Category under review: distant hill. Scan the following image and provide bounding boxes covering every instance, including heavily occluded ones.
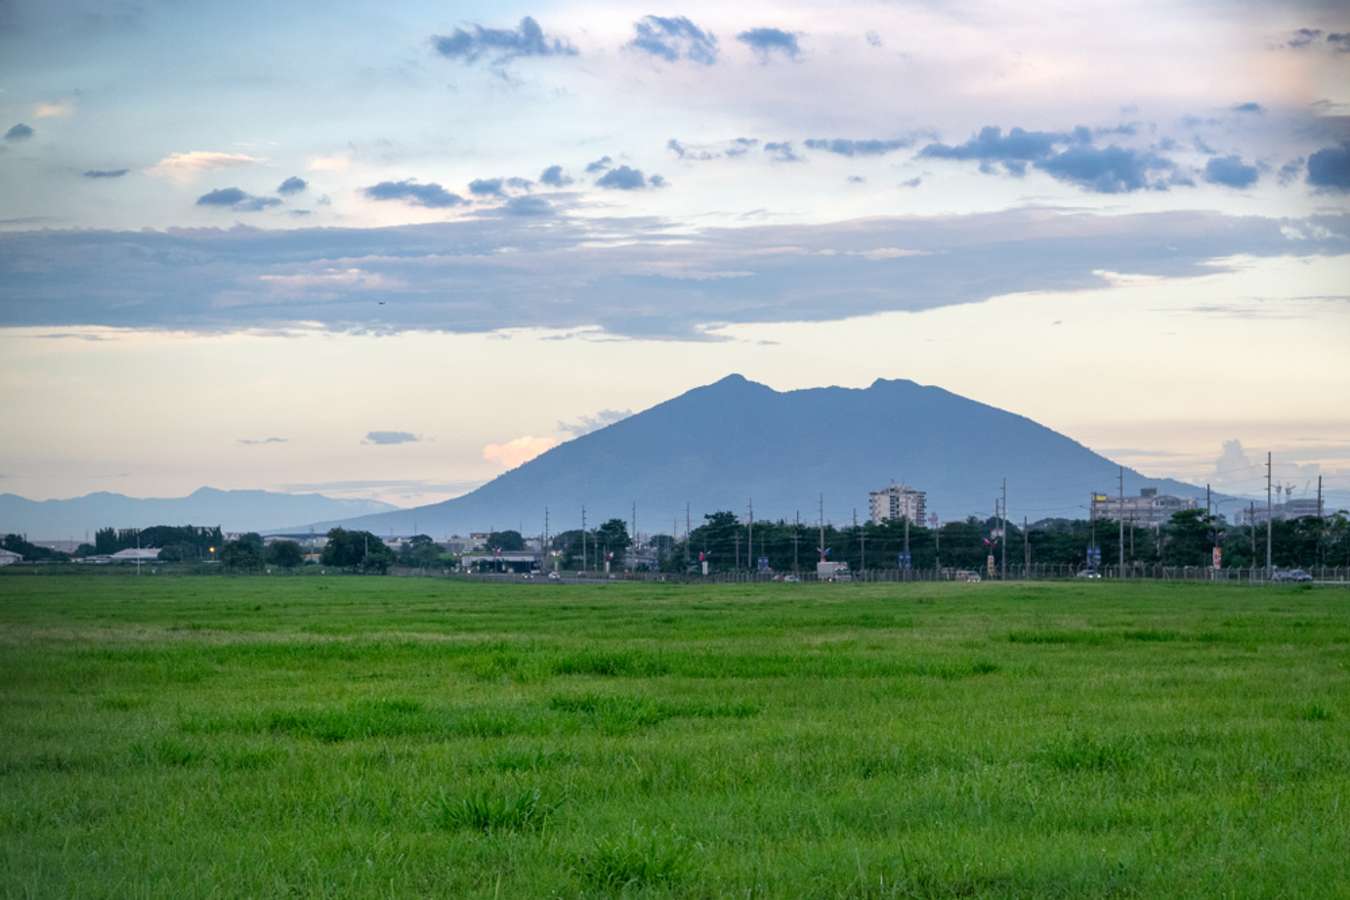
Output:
[0,487,399,539]
[305,375,1207,537]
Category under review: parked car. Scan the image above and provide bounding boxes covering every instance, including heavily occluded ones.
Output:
[1076,569,1102,579]
[1272,568,1313,583]
[953,570,981,583]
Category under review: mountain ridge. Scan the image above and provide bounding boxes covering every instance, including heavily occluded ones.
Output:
[299,374,1206,536]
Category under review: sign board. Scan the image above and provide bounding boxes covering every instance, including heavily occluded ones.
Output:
[897,552,912,570]
[1087,546,1102,567]
[987,554,996,577]
[1212,546,1222,569]
[757,556,770,572]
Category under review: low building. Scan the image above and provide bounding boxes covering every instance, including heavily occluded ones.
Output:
[868,484,927,526]
[460,551,540,573]
[109,548,162,563]
[0,548,21,566]
[1090,488,1197,527]
[1242,498,1326,525]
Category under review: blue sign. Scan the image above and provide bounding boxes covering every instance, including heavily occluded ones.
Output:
[1087,546,1101,567]
[897,552,912,570]
[757,556,770,572]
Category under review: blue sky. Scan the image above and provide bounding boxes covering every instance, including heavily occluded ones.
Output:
[1,0,1348,514]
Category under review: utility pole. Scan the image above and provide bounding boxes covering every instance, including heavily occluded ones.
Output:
[1118,467,1125,575]
[632,501,637,552]
[685,502,691,569]
[1318,475,1325,569]
[581,506,587,573]
[544,506,550,568]
[733,531,741,571]
[793,510,801,573]
[818,493,826,563]
[1249,501,1256,562]
[857,509,866,574]
[747,498,754,572]
[1023,515,1030,574]
[1000,478,1007,580]
[1265,452,1273,578]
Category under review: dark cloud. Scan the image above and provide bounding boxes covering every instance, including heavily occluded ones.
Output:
[195,187,282,211]
[1307,143,1350,191]
[763,141,801,163]
[921,126,1180,192]
[539,165,573,187]
[628,15,718,65]
[277,176,307,195]
[900,177,922,188]
[499,196,553,216]
[737,27,800,60]
[1330,33,1350,52]
[919,126,1075,165]
[1278,158,1306,186]
[364,431,419,446]
[469,177,532,197]
[865,30,882,48]
[82,168,129,179]
[3,209,1345,340]
[584,155,613,174]
[1231,102,1265,115]
[363,179,465,208]
[1035,145,1177,193]
[804,137,912,157]
[596,165,662,190]
[1285,28,1323,49]
[431,16,576,65]
[847,175,866,184]
[1204,155,1260,189]
[238,437,287,446]
[4,123,34,141]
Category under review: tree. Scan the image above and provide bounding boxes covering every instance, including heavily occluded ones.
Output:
[221,533,265,570]
[594,518,632,566]
[486,530,525,552]
[321,528,392,573]
[398,535,442,569]
[266,540,304,568]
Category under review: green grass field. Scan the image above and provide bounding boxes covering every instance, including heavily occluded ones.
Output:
[1,575,1347,898]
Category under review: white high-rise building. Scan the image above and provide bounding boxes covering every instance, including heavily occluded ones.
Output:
[869,484,927,525]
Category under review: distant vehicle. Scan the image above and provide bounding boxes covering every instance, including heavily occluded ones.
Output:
[1272,569,1313,583]
[817,561,851,582]
[953,570,981,583]
[1076,569,1102,579]
[782,574,801,583]
[547,571,560,580]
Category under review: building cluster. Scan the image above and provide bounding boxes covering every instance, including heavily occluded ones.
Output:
[868,483,927,526]
[1240,498,1325,525]
[1090,488,1198,527]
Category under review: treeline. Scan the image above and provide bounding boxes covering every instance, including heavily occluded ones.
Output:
[627,509,1350,573]
[89,525,225,561]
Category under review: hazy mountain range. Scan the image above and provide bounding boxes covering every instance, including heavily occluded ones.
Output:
[298,375,1209,537]
[0,487,397,539]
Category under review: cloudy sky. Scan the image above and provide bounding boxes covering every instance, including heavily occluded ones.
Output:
[1,0,1348,512]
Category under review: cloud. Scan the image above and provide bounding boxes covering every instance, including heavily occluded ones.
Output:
[921,126,1179,192]
[363,179,466,208]
[468,177,531,198]
[763,141,801,162]
[804,137,913,157]
[3,208,1345,340]
[196,187,282,212]
[900,176,922,188]
[1204,155,1260,189]
[737,27,801,60]
[34,100,75,119]
[865,30,882,48]
[668,137,758,161]
[628,15,718,65]
[82,168,129,179]
[277,176,307,195]
[847,175,866,184]
[238,437,287,446]
[364,431,420,446]
[595,165,662,190]
[584,155,613,174]
[557,408,632,436]
[1285,28,1322,49]
[1331,33,1350,52]
[1230,102,1264,115]
[539,165,573,187]
[1036,145,1177,193]
[482,435,559,468]
[147,151,260,182]
[1306,143,1350,191]
[498,196,553,217]
[431,16,575,66]
[1278,158,1305,186]
[4,123,34,142]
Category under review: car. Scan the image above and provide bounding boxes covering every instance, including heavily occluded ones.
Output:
[1076,569,1102,579]
[953,570,981,583]
[1272,568,1313,583]
[782,574,801,583]
[547,571,560,580]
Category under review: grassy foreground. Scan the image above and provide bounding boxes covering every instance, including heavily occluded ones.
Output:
[1,576,1347,898]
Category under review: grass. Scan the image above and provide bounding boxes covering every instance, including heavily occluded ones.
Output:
[1,574,1348,897]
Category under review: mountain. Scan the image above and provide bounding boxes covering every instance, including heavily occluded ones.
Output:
[304,375,1207,537]
[0,487,399,539]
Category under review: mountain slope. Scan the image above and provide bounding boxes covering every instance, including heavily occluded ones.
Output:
[308,375,1204,536]
[0,487,398,539]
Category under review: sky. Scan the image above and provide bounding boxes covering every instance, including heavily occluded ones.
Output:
[1,0,1349,512]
